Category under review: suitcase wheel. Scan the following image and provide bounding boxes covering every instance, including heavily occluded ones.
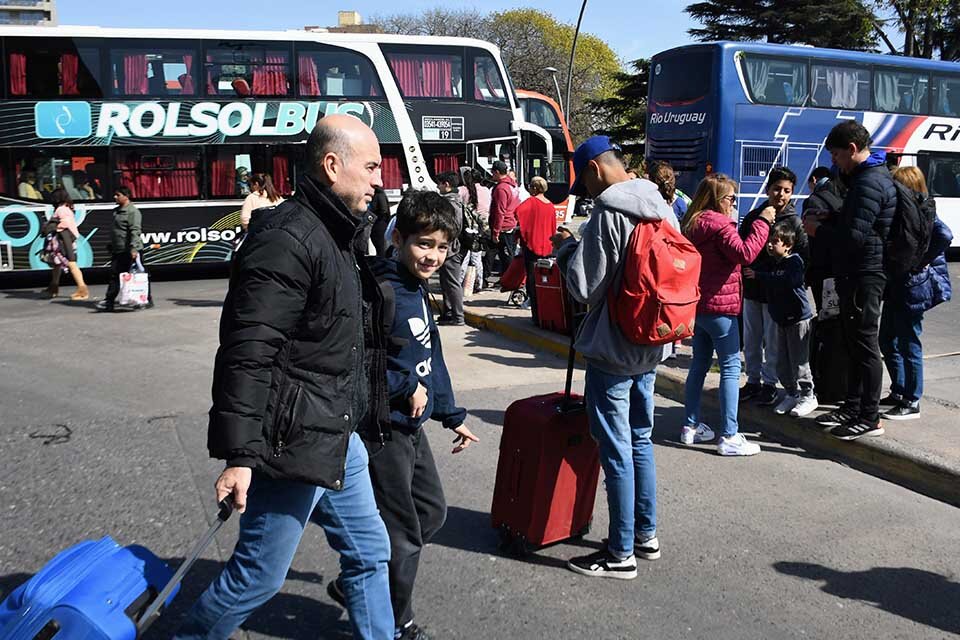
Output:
[497,525,530,558]
[508,289,527,307]
[572,519,592,540]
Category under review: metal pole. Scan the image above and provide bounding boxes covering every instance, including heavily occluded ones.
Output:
[564,0,588,128]
[544,67,563,116]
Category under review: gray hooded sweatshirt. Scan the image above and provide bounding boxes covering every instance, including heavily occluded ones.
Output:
[557,178,679,376]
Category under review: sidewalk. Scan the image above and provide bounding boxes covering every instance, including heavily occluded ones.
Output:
[443,286,960,508]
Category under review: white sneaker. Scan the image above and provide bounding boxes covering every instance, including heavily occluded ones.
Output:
[717,433,761,456]
[790,394,819,417]
[774,393,799,415]
[680,422,716,445]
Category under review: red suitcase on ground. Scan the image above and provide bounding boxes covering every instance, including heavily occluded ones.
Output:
[533,258,585,335]
[491,331,600,555]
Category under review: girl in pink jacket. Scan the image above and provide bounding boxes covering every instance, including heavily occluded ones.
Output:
[680,174,775,456]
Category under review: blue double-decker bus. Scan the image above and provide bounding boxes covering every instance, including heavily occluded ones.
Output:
[646,41,960,246]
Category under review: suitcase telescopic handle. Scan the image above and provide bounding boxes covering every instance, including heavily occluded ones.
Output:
[136,496,235,635]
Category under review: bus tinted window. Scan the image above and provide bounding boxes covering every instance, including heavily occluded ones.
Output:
[741,55,807,106]
[523,99,561,128]
[110,45,198,97]
[874,69,928,114]
[6,37,102,98]
[297,47,382,97]
[386,51,462,98]
[651,52,712,105]
[209,146,266,198]
[115,148,200,200]
[933,75,960,116]
[473,52,506,104]
[205,43,291,97]
[12,149,107,202]
[811,63,870,110]
[926,155,960,197]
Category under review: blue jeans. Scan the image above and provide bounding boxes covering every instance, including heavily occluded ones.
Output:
[175,433,393,640]
[685,314,742,438]
[879,306,924,403]
[584,364,657,559]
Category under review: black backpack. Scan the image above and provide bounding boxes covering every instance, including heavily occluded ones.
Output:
[885,181,934,278]
[458,201,486,252]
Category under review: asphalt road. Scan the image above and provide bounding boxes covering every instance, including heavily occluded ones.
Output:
[1,279,959,639]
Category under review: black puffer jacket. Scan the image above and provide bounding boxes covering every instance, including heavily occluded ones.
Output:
[208,175,388,490]
[820,153,896,277]
[801,177,846,285]
[739,200,807,302]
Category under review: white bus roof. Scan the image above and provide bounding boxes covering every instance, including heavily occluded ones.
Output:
[0,24,503,55]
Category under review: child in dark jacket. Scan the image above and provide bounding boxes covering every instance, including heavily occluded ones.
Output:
[331,190,479,640]
[745,221,818,418]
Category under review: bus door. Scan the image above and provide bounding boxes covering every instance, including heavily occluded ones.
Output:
[916,151,960,247]
[520,129,573,222]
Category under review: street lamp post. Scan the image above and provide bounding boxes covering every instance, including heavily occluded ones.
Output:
[543,66,564,119]
[564,0,588,129]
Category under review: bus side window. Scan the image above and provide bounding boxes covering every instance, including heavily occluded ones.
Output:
[109,45,199,97]
[297,47,383,98]
[6,37,102,99]
[205,43,290,97]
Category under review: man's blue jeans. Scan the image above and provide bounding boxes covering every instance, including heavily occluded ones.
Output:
[879,306,924,403]
[584,364,657,559]
[685,314,742,438]
[175,433,393,640]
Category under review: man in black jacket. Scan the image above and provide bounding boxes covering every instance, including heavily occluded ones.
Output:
[175,115,394,640]
[805,121,896,440]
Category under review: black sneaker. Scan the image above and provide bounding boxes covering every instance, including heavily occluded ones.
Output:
[567,547,637,580]
[397,623,431,640]
[815,405,858,428]
[437,318,465,327]
[326,577,345,608]
[95,300,115,313]
[879,393,904,408]
[830,421,885,440]
[882,403,920,421]
[739,382,762,403]
[635,537,661,561]
[755,385,779,406]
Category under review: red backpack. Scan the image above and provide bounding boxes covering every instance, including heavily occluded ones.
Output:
[607,219,701,345]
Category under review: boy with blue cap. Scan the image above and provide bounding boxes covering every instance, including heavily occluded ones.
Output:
[552,136,678,579]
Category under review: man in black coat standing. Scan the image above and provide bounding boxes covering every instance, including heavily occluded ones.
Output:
[805,120,896,441]
[174,115,395,640]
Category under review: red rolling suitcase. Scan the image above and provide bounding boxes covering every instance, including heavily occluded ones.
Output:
[533,258,586,335]
[491,321,600,555]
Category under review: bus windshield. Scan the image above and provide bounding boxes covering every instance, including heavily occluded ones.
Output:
[650,51,713,106]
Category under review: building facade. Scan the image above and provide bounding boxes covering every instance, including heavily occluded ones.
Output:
[0,0,56,26]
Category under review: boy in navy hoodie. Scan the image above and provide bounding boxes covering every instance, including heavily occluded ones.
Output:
[330,189,479,640]
[745,222,818,418]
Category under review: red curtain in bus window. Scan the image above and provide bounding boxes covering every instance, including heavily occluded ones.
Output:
[0,165,6,195]
[169,155,198,198]
[422,57,452,97]
[206,56,217,95]
[124,54,148,95]
[272,154,292,195]
[381,156,403,190]
[9,53,27,96]
[253,55,288,95]
[211,156,234,197]
[299,55,321,96]
[389,56,422,97]
[180,54,195,95]
[433,155,459,175]
[61,53,79,96]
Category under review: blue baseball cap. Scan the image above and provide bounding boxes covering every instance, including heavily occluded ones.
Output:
[570,135,621,197]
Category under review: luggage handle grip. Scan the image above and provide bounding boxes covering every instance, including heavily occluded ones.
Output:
[135,497,234,635]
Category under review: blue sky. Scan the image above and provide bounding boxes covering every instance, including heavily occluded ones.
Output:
[58,0,696,64]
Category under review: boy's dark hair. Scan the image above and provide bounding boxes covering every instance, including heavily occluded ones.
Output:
[809,166,832,183]
[395,189,459,242]
[770,220,796,247]
[825,120,871,152]
[436,171,460,188]
[768,166,797,187]
[114,185,133,198]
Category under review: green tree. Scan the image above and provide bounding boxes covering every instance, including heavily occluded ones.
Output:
[686,0,876,50]
[872,0,959,60]
[586,59,649,157]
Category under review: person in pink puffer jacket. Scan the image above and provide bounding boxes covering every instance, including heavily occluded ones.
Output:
[680,174,775,456]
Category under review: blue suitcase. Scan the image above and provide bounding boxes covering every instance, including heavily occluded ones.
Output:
[0,499,233,640]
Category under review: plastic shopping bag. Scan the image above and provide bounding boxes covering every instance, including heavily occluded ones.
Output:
[819,277,840,320]
[118,257,150,306]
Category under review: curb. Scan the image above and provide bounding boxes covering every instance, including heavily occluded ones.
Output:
[461,308,960,509]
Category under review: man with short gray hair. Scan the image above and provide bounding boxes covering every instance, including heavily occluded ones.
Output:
[175,114,394,640]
